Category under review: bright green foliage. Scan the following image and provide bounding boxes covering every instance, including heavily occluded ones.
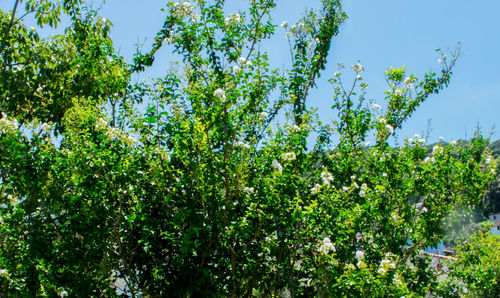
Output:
[0,0,496,296]
[438,228,500,297]
[0,0,128,132]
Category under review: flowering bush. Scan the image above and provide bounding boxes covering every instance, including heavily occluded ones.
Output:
[0,0,495,296]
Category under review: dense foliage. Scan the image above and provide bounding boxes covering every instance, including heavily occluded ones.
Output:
[0,0,496,296]
[438,229,500,297]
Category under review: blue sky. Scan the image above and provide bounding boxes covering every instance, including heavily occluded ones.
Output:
[2,0,499,143]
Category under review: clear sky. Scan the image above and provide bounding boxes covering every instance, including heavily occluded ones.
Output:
[2,0,499,143]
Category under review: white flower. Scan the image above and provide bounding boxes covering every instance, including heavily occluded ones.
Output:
[172,1,195,18]
[359,183,368,197]
[424,156,435,164]
[382,172,388,177]
[355,250,364,261]
[128,135,137,144]
[311,184,321,195]
[404,76,414,85]
[385,124,394,134]
[422,207,428,213]
[235,141,250,149]
[351,62,364,73]
[319,237,335,254]
[450,140,457,145]
[214,88,226,100]
[356,74,362,80]
[259,111,268,119]
[0,114,18,132]
[281,152,296,161]
[377,117,387,125]
[237,56,247,66]
[321,171,334,183]
[243,187,254,194]
[372,103,381,110]
[280,20,289,28]
[272,159,282,173]
[432,145,444,156]
[334,71,341,78]
[232,65,241,74]
[342,186,349,191]
[225,13,241,26]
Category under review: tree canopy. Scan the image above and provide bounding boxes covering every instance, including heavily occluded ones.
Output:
[0,0,497,296]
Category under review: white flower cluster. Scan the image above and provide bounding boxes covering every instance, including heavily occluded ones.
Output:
[372,103,381,110]
[163,29,176,43]
[232,65,241,74]
[311,183,321,195]
[272,159,282,173]
[281,152,296,161]
[0,268,8,278]
[321,171,334,186]
[415,202,428,212]
[407,134,426,144]
[351,62,364,73]
[286,21,308,39]
[378,258,396,275]
[355,250,364,263]
[171,1,200,21]
[214,88,226,101]
[432,145,444,156]
[235,140,250,149]
[385,124,394,135]
[404,76,416,88]
[319,237,335,255]
[424,156,435,164]
[95,118,138,146]
[225,13,241,26]
[242,186,254,194]
[259,111,268,120]
[358,183,368,197]
[172,1,194,17]
[237,56,252,67]
[0,113,18,133]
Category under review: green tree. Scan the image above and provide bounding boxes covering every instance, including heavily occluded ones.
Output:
[438,228,500,297]
[0,0,128,132]
[0,0,495,296]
